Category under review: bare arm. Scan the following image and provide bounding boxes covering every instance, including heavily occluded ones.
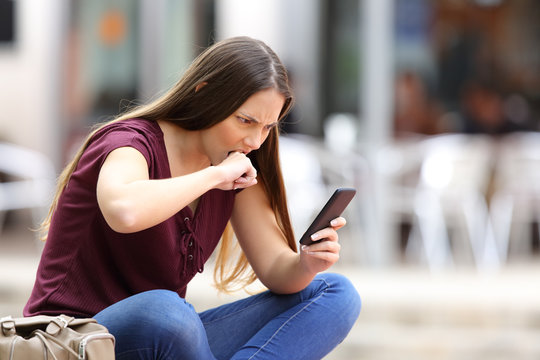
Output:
[231,183,345,294]
[96,147,256,233]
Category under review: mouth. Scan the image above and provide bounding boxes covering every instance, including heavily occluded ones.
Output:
[228,150,250,156]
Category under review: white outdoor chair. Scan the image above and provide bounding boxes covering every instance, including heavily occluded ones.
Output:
[0,142,56,236]
[489,132,540,264]
[404,134,497,271]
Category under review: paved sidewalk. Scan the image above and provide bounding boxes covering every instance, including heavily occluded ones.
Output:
[2,225,540,359]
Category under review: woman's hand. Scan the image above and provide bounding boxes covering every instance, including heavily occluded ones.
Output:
[215,151,258,190]
[299,216,346,274]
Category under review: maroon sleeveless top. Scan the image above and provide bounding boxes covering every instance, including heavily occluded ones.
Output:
[24,119,235,317]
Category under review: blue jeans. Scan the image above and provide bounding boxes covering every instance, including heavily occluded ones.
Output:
[94,273,361,360]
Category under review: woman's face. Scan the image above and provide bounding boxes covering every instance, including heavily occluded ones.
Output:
[201,87,285,165]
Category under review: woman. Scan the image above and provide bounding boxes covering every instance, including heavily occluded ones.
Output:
[24,36,361,360]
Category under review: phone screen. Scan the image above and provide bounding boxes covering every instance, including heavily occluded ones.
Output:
[299,187,357,245]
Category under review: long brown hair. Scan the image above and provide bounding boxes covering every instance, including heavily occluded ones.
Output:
[40,36,296,293]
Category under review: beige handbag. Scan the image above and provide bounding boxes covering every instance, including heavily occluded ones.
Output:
[0,314,115,360]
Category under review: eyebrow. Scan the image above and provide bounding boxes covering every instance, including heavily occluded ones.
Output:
[239,112,279,128]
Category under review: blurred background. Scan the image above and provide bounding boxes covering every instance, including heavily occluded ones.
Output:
[1,0,540,359]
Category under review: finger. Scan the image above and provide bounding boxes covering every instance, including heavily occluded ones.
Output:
[330,217,347,230]
[301,247,340,263]
[234,177,248,184]
[233,177,257,190]
[310,228,339,243]
[226,153,257,181]
[233,153,257,179]
[243,165,257,179]
[302,240,341,254]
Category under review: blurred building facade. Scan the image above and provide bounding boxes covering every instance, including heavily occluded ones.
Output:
[2,0,540,267]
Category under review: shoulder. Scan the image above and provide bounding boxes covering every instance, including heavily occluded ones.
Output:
[86,118,163,165]
[92,118,161,143]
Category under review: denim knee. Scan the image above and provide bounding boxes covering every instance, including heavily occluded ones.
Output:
[315,273,361,329]
[147,291,210,356]
[96,289,214,360]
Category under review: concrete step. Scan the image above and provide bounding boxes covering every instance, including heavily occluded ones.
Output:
[327,321,540,360]
[2,241,540,359]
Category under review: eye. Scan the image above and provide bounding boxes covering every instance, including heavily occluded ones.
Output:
[264,123,278,131]
[237,116,252,125]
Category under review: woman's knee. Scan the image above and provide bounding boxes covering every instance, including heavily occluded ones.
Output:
[95,289,213,359]
[96,289,194,329]
[315,273,362,324]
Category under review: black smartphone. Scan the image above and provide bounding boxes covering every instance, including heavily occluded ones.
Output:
[299,187,357,246]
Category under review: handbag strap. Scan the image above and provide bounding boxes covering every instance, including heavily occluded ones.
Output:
[34,330,80,360]
[46,315,74,336]
[1,315,95,336]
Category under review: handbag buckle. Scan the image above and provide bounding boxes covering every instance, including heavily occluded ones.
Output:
[0,316,15,336]
[46,315,72,335]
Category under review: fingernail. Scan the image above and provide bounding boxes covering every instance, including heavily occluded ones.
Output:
[311,233,319,240]
[301,245,307,251]
[330,219,338,226]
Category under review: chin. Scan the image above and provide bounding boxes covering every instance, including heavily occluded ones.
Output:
[210,153,227,166]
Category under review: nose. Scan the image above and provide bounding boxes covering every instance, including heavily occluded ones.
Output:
[244,131,264,151]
